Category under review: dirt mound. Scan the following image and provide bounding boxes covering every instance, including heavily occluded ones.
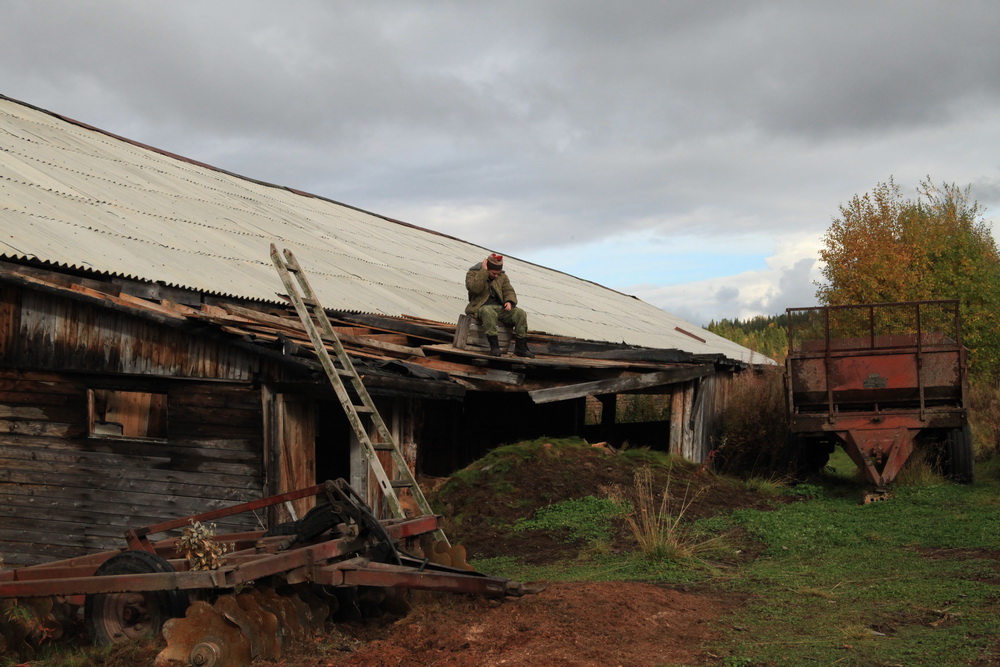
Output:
[430,437,777,563]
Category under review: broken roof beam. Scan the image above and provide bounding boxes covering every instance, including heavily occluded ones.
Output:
[527,364,714,404]
[584,348,693,363]
[338,312,455,343]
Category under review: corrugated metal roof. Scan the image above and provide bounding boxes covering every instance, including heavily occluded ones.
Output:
[0,95,765,364]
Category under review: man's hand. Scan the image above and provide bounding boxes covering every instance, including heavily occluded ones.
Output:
[504,302,513,311]
[482,258,489,270]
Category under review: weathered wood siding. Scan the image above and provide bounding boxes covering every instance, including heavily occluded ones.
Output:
[0,371,265,567]
[669,373,733,463]
[0,288,268,567]
[8,288,257,380]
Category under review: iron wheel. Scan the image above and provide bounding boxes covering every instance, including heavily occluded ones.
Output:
[84,550,189,646]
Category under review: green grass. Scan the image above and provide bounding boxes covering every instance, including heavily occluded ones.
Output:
[512,495,626,543]
[443,437,592,486]
[713,472,1000,666]
[475,455,1000,666]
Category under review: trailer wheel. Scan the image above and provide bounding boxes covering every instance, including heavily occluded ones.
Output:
[85,550,189,646]
[945,424,975,484]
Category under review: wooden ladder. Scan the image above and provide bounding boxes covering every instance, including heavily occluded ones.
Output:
[269,244,448,546]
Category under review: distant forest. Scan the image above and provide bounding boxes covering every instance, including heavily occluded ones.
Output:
[707,314,787,363]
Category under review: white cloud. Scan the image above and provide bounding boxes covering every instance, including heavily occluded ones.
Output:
[628,233,825,325]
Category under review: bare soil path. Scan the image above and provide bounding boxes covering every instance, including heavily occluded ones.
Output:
[282,581,740,667]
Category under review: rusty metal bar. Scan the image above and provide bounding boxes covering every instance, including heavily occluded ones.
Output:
[0,549,123,583]
[867,304,875,350]
[128,483,328,539]
[824,306,834,424]
[788,299,959,314]
[916,303,926,420]
[0,570,219,598]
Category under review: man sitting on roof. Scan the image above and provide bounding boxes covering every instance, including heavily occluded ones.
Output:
[465,253,535,358]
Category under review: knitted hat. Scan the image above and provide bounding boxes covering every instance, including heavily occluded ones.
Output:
[486,253,504,270]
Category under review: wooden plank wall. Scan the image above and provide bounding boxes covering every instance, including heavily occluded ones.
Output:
[0,370,265,567]
[13,289,257,380]
[273,392,317,522]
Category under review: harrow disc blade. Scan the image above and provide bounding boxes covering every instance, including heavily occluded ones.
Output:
[155,600,251,667]
[430,539,473,571]
[290,585,332,632]
[235,591,279,660]
[257,587,306,645]
[214,595,271,662]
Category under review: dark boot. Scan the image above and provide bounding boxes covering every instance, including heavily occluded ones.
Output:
[486,335,502,357]
[514,337,535,358]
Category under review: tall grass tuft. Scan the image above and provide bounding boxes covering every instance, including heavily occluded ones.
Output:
[895,451,943,486]
[604,465,708,561]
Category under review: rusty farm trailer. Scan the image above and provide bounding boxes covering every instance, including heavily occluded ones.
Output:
[785,300,973,495]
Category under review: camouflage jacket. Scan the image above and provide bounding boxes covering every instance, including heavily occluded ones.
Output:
[465,264,518,316]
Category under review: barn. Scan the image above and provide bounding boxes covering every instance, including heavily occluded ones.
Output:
[0,94,763,567]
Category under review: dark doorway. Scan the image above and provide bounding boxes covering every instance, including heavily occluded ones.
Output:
[315,399,351,483]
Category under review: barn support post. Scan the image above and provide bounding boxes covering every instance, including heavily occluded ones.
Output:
[669,384,683,455]
[669,380,701,462]
[681,381,696,460]
[262,384,279,524]
[598,394,617,443]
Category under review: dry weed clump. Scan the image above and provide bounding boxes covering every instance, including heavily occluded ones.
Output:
[178,520,228,571]
[604,464,710,561]
[713,367,790,478]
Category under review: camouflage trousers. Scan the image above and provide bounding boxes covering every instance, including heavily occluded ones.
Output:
[476,305,528,338]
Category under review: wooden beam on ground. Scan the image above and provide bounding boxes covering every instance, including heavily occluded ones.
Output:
[527,364,714,404]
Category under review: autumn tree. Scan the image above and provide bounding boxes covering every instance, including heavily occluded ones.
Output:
[817,178,1000,379]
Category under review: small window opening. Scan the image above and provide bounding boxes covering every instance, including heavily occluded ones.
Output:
[89,389,167,440]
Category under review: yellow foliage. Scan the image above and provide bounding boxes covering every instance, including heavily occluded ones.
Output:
[817,178,1000,379]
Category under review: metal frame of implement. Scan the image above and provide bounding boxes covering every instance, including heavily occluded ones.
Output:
[0,480,524,602]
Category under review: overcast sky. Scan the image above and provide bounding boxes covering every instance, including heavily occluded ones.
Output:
[3,1,999,326]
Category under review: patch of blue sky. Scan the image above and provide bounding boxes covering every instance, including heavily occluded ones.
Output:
[519,232,773,290]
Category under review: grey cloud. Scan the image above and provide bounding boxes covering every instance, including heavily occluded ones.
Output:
[776,258,819,309]
[2,0,998,320]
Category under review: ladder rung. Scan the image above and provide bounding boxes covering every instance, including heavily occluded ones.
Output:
[353,405,375,413]
[390,480,414,489]
[302,297,319,307]
[372,443,395,451]
[335,369,354,377]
